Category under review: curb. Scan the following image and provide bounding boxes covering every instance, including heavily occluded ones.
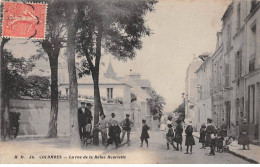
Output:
[193,133,258,164]
[228,149,258,164]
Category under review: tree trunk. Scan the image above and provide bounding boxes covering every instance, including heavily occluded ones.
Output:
[1,38,11,142]
[66,2,80,148]
[92,72,104,146]
[47,53,59,138]
[92,20,104,146]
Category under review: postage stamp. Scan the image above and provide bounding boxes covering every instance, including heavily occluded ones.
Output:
[2,2,47,39]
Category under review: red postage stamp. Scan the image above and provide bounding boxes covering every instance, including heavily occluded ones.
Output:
[2,2,47,39]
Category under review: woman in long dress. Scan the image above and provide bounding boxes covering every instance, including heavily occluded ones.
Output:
[238,118,250,150]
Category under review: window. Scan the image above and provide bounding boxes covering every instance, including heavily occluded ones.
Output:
[249,58,256,72]
[225,63,230,88]
[237,3,241,31]
[251,0,258,13]
[65,88,69,95]
[248,85,255,124]
[235,98,240,126]
[107,88,113,99]
[227,24,232,50]
[235,50,242,77]
[225,101,231,128]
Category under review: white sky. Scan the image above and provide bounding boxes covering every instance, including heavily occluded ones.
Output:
[5,0,231,113]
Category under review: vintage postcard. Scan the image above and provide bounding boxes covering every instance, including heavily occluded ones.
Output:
[0,0,259,164]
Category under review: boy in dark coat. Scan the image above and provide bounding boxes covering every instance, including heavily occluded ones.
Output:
[199,124,206,149]
[106,120,121,148]
[166,124,177,150]
[175,119,183,151]
[184,123,195,154]
[238,118,250,150]
[140,120,150,148]
[216,126,224,152]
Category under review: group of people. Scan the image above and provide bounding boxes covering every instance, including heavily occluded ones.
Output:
[164,116,184,151]
[78,101,152,149]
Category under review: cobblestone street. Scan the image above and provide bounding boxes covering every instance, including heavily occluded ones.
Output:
[0,131,251,164]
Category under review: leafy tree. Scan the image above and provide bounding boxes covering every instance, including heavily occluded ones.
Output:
[31,0,67,138]
[1,49,34,141]
[75,0,157,145]
[146,87,166,120]
[173,101,185,121]
[23,75,50,98]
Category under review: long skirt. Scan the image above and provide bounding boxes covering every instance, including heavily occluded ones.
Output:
[185,135,195,146]
[238,134,249,145]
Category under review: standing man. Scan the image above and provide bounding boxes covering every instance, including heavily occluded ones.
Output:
[85,102,93,124]
[205,118,217,156]
[108,113,116,127]
[97,114,108,146]
[78,102,87,140]
[120,114,134,145]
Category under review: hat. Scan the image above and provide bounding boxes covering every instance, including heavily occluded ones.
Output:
[111,113,115,116]
[81,102,86,105]
[176,119,181,123]
[86,103,93,107]
[142,120,146,123]
[126,114,130,117]
[100,114,106,118]
[207,118,212,123]
[167,124,173,128]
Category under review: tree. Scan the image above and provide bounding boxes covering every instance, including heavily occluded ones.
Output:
[75,0,157,145]
[1,49,34,141]
[65,1,81,147]
[173,101,185,121]
[23,75,50,98]
[146,87,166,120]
[32,0,67,138]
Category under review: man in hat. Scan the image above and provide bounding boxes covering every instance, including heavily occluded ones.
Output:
[120,114,134,145]
[96,114,109,145]
[205,118,217,155]
[175,119,183,151]
[108,113,116,128]
[78,102,87,140]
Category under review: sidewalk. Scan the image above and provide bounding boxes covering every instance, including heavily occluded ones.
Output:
[193,132,259,164]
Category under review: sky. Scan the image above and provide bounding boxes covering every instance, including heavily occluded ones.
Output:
[5,0,232,113]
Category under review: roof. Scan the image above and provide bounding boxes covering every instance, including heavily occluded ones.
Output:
[60,75,131,87]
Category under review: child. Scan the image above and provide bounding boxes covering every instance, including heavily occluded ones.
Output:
[199,124,206,149]
[184,123,195,154]
[140,120,150,148]
[216,126,224,152]
[166,124,177,150]
[106,120,121,148]
[175,119,183,151]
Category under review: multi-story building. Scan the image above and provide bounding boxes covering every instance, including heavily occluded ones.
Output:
[184,57,202,131]
[195,54,212,130]
[211,32,225,126]
[221,0,260,142]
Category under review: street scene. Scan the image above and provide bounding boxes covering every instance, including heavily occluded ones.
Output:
[0,0,260,164]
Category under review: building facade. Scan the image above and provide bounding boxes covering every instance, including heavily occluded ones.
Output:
[184,57,202,131]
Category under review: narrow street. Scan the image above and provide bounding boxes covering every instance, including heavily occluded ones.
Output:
[0,131,250,164]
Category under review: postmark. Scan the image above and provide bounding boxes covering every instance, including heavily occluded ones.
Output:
[2,2,47,39]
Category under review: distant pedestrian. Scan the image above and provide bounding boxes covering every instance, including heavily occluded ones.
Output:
[175,119,183,151]
[216,126,224,152]
[238,118,250,150]
[106,120,121,149]
[166,124,177,150]
[199,123,206,149]
[184,122,195,154]
[205,118,217,156]
[120,114,134,145]
[140,120,150,148]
